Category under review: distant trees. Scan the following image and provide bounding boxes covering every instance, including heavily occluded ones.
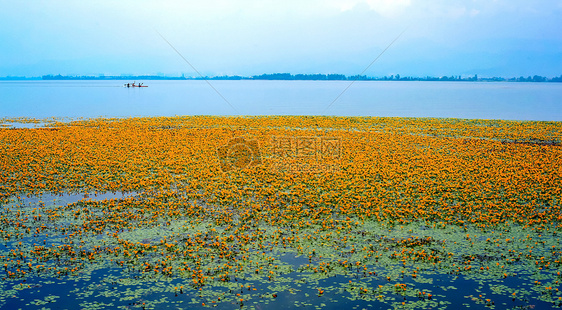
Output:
[210,75,243,80]
[253,73,293,80]
[327,74,346,80]
[247,73,560,82]
[37,73,562,82]
[439,76,457,81]
[513,75,549,82]
[251,73,346,80]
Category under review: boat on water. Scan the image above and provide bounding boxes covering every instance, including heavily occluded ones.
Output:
[124,82,147,88]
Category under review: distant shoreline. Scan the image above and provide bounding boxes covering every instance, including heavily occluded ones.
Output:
[0,73,560,82]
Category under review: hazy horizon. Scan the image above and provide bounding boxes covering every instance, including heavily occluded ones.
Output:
[1,0,561,78]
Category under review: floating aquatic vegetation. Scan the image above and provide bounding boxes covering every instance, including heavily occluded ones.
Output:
[0,116,561,309]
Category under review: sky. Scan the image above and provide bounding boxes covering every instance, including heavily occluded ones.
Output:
[1,0,561,78]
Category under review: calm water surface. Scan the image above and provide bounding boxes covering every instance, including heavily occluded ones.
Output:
[0,80,560,121]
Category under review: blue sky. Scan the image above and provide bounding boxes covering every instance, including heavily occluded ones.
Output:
[1,0,561,78]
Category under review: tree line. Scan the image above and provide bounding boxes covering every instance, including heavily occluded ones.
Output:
[27,73,562,82]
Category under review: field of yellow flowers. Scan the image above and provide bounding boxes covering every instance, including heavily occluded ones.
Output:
[0,116,561,309]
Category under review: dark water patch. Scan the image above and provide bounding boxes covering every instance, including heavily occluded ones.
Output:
[0,122,51,129]
[18,191,140,207]
[501,139,560,146]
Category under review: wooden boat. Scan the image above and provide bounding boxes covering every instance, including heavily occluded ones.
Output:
[123,83,148,88]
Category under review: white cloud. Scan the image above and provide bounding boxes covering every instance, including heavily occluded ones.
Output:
[364,0,412,16]
[330,0,411,16]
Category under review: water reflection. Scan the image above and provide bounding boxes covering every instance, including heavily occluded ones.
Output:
[0,122,50,129]
[18,191,138,206]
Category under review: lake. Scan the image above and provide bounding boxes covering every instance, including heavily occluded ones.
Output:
[1,80,560,121]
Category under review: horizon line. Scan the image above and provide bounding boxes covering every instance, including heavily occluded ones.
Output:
[1,72,561,82]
